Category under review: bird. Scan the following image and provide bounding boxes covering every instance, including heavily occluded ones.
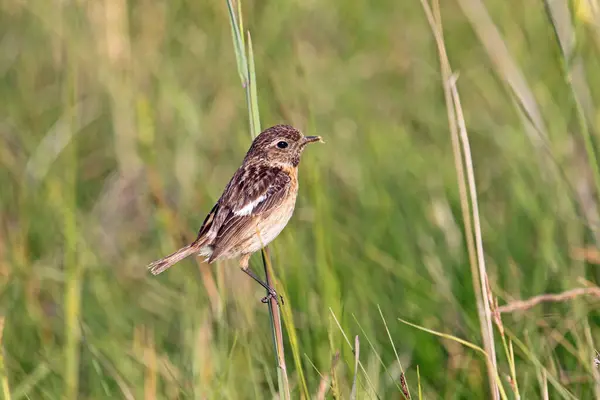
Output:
[147,124,323,302]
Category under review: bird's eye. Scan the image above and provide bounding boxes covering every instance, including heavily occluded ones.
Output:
[277,141,288,149]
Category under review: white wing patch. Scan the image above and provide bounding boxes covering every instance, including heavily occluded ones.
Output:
[198,245,214,262]
[234,194,267,216]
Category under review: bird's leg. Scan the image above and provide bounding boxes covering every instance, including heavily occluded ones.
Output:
[241,267,280,305]
[239,254,282,305]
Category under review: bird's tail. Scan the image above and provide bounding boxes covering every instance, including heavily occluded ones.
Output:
[147,243,199,275]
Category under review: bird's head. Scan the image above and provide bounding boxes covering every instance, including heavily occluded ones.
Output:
[245,124,323,167]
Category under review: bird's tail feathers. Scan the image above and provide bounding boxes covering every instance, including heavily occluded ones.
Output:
[147,243,199,275]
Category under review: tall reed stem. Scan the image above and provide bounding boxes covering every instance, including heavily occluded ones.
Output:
[419,1,499,398]
[225,1,290,398]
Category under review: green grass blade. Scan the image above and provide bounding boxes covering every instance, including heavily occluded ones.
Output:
[0,317,11,400]
[349,335,360,400]
[278,284,310,398]
[225,0,248,86]
[12,364,50,400]
[247,32,261,138]
[329,309,380,398]
[377,305,409,397]
[398,317,509,400]
[351,314,404,394]
[506,330,578,400]
[224,3,290,399]
[417,365,422,400]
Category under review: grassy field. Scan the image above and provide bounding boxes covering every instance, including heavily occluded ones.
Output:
[2,0,600,398]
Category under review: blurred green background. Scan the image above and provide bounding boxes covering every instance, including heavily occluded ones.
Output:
[2,0,600,398]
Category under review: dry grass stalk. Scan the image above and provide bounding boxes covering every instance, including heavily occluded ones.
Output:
[0,316,10,400]
[349,335,360,399]
[329,310,380,396]
[418,0,500,398]
[315,351,340,400]
[498,287,600,314]
[485,276,504,339]
[143,326,157,400]
[540,370,549,400]
[400,372,411,399]
[448,75,499,398]
[570,246,600,264]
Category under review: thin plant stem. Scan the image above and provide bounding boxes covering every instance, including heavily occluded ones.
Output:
[262,248,290,399]
[329,308,380,398]
[398,317,509,399]
[225,1,290,398]
[497,287,600,313]
[418,0,500,398]
[63,50,82,400]
[0,317,11,400]
[349,335,360,400]
[417,366,422,400]
[449,75,500,399]
[543,0,600,242]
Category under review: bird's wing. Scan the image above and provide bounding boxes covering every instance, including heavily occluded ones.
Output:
[223,164,292,216]
[207,164,292,262]
[193,202,221,243]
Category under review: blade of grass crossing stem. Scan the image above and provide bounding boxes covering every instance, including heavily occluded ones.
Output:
[377,305,410,398]
[398,318,509,400]
[506,331,576,399]
[349,335,360,400]
[351,314,404,394]
[12,364,50,400]
[329,308,379,397]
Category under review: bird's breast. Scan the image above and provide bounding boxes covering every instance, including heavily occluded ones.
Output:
[243,181,298,254]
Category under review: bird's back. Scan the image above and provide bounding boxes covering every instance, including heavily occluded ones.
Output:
[207,165,298,260]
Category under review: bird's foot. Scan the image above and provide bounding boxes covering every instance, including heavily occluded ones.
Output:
[261,289,284,306]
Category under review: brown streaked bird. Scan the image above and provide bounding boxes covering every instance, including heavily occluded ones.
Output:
[147,124,322,301]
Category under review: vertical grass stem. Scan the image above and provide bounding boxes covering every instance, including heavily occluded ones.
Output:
[225,1,290,398]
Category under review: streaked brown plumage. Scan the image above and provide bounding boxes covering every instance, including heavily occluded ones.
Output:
[147,124,322,299]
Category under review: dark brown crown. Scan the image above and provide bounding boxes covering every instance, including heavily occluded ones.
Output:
[248,125,302,152]
[242,124,317,167]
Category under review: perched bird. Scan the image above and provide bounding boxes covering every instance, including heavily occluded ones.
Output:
[147,124,322,301]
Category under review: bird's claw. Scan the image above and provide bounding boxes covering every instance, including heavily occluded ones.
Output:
[261,290,284,306]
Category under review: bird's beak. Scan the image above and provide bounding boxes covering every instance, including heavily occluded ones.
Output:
[303,135,324,144]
